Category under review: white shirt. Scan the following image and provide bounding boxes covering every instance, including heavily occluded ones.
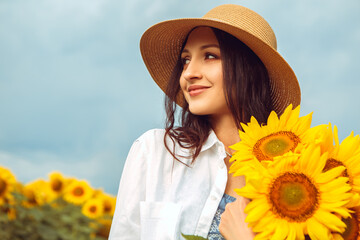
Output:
[109,129,228,240]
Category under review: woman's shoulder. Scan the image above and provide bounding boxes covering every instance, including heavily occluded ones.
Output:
[139,128,166,138]
[131,129,167,152]
[134,128,192,160]
[136,128,166,143]
[124,129,168,170]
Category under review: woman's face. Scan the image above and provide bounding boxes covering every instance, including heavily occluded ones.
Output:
[180,27,230,117]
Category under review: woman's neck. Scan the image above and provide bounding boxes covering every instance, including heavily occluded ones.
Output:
[210,113,240,151]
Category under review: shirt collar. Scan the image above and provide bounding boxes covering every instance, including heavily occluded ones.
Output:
[175,129,224,166]
[200,129,224,153]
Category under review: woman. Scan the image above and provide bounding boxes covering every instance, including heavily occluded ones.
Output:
[109,4,300,240]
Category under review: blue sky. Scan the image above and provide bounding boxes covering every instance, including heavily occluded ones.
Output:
[0,0,359,195]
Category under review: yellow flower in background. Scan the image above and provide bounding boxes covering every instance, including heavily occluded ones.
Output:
[0,167,17,205]
[6,207,17,220]
[1,192,17,220]
[23,179,57,207]
[92,188,107,200]
[236,145,352,240]
[64,179,93,205]
[0,166,114,239]
[96,218,113,238]
[229,105,312,174]
[48,171,67,196]
[82,198,103,219]
[90,189,116,216]
[100,193,116,216]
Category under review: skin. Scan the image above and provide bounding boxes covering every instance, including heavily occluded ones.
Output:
[180,27,254,240]
[180,27,229,117]
[219,197,255,240]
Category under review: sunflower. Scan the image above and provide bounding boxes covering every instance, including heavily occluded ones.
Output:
[90,190,116,215]
[0,193,17,220]
[235,145,352,240]
[300,123,335,154]
[0,167,17,205]
[331,208,360,240]
[332,208,360,240]
[100,193,116,216]
[229,104,312,174]
[320,126,360,206]
[48,171,67,196]
[82,198,103,219]
[95,218,113,238]
[23,179,57,207]
[63,179,93,205]
[6,207,17,220]
[22,187,38,207]
[91,188,105,199]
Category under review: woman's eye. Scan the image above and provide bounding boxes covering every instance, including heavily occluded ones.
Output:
[205,53,218,60]
[182,58,190,65]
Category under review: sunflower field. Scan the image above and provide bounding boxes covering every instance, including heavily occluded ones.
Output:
[0,166,116,240]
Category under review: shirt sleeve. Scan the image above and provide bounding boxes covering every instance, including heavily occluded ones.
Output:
[108,138,147,240]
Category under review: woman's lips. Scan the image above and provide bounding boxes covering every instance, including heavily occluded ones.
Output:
[188,85,210,97]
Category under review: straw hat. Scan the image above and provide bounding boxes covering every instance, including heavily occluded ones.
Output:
[140,4,301,113]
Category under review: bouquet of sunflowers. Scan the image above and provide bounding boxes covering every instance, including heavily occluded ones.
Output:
[183,104,360,240]
[229,104,360,240]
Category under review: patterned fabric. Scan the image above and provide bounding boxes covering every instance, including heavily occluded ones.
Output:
[207,194,236,240]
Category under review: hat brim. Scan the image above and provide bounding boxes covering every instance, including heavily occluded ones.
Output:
[140,18,300,114]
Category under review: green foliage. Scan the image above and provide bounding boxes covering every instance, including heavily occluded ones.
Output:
[181,233,208,240]
[0,193,106,240]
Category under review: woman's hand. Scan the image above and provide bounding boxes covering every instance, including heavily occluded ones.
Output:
[219,196,255,240]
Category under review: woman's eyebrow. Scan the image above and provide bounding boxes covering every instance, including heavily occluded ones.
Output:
[181,44,220,54]
[200,44,220,50]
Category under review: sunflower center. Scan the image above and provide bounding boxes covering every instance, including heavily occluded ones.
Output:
[253,131,300,161]
[26,191,38,205]
[341,212,360,240]
[51,179,63,192]
[0,179,7,196]
[89,205,97,213]
[269,172,319,222]
[104,202,112,213]
[73,187,84,197]
[323,158,350,178]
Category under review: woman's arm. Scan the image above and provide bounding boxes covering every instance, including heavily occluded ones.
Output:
[219,196,255,240]
[108,139,147,240]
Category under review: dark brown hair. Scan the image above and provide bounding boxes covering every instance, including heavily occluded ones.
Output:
[164,27,273,164]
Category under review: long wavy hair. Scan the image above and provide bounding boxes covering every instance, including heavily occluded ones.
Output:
[164,27,273,164]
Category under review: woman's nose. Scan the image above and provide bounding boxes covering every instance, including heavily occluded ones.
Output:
[183,60,202,81]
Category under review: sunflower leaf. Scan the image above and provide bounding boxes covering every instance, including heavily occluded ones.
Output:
[181,233,208,240]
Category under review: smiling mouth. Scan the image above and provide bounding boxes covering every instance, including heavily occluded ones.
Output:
[188,85,210,97]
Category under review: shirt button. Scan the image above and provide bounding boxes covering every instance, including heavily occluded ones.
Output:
[219,163,225,169]
[211,195,217,201]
